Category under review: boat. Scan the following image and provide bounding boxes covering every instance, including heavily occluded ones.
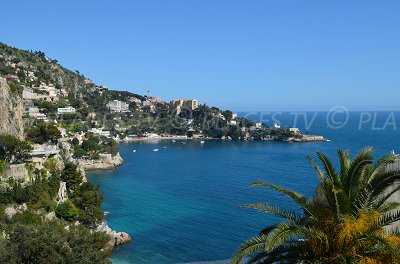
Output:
[326,139,331,142]
[200,140,205,144]
[172,140,176,143]
[181,142,186,145]
[132,150,136,152]
[163,146,167,149]
[153,148,159,152]
[104,211,110,216]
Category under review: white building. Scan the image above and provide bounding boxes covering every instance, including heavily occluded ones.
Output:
[29,112,47,120]
[273,122,281,129]
[289,128,300,134]
[90,128,111,138]
[106,100,129,112]
[57,106,76,115]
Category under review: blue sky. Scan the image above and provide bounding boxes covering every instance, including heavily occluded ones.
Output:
[1,1,399,111]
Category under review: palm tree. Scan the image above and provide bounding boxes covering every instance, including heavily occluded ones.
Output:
[232,148,400,264]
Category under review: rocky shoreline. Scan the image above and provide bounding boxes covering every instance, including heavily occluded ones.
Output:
[78,152,131,248]
[78,152,124,171]
[97,222,132,250]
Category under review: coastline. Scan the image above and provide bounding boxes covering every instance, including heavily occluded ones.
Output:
[79,152,131,248]
[121,134,327,143]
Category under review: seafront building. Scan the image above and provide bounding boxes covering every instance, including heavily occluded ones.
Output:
[106,100,130,112]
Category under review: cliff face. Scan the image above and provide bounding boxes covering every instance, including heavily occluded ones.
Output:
[0,77,24,139]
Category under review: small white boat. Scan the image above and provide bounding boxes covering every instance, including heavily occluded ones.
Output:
[200,140,205,144]
[104,211,110,216]
[181,142,186,145]
[326,139,331,142]
[132,150,136,153]
[153,148,159,152]
[172,140,176,143]
[163,146,167,149]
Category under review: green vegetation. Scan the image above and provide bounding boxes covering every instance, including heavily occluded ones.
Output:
[56,200,79,221]
[232,147,400,264]
[61,163,83,191]
[26,121,61,144]
[73,133,119,159]
[0,223,111,264]
[0,157,109,262]
[70,182,104,227]
[0,134,31,163]
[60,162,104,226]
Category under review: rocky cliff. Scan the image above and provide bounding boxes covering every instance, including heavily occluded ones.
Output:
[0,77,24,139]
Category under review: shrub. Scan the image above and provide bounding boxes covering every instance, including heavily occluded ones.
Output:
[55,201,78,222]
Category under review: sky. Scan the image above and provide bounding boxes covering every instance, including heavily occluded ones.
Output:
[1,0,400,111]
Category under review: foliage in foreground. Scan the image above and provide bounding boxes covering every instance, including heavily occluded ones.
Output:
[232,147,400,264]
[0,222,111,264]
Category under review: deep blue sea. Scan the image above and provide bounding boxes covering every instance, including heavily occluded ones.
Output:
[87,111,400,264]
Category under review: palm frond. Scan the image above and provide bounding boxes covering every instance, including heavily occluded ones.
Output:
[337,149,350,179]
[242,203,303,223]
[250,182,316,218]
[307,154,324,183]
[317,151,340,187]
[231,234,270,264]
[373,184,400,209]
[369,153,396,181]
[347,147,374,200]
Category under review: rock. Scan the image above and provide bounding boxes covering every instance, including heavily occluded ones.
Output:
[114,232,131,246]
[78,152,124,171]
[0,77,24,139]
[3,164,29,182]
[4,203,28,219]
[97,222,131,249]
[44,212,56,221]
[4,205,17,219]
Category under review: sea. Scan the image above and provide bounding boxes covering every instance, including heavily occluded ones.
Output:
[87,111,400,264]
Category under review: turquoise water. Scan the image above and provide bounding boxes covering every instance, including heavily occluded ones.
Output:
[87,111,400,264]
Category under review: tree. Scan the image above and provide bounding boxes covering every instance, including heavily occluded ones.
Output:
[61,163,83,191]
[0,223,111,264]
[56,201,79,222]
[232,148,400,264]
[71,182,104,227]
[71,137,80,146]
[0,135,32,163]
[26,122,61,144]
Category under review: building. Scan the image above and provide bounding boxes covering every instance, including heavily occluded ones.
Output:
[4,73,19,81]
[289,128,300,134]
[170,99,198,114]
[106,100,130,112]
[57,106,76,115]
[148,97,164,104]
[29,112,47,120]
[60,89,68,97]
[90,128,111,138]
[273,122,281,129]
[57,127,67,137]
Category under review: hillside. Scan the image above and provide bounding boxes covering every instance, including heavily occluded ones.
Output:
[0,41,320,142]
